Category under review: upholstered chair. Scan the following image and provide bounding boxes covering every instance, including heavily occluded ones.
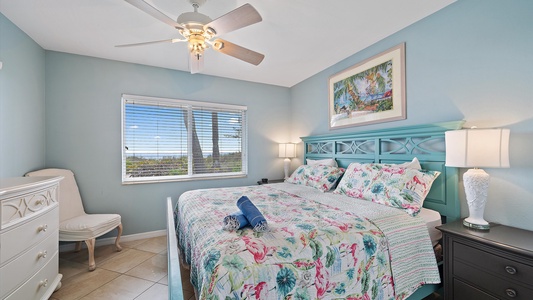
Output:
[26,168,123,271]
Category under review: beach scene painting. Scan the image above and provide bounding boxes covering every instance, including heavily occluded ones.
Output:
[329,43,406,129]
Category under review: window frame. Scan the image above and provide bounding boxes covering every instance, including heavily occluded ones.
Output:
[121,94,248,184]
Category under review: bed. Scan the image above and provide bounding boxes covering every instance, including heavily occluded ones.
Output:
[167,121,464,300]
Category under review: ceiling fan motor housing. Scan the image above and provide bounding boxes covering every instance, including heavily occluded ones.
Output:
[176,12,212,30]
[176,9,213,55]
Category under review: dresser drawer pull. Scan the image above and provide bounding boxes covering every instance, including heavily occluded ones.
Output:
[506,288,517,298]
[39,279,48,288]
[37,250,48,259]
[37,224,48,232]
[505,266,517,275]
[35,199,45,205]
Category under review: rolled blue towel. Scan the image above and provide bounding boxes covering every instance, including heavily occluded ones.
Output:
[223,211,250,231]
[237,196,269,232]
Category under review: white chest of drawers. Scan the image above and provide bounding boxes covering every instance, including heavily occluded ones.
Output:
[0,176,63,300]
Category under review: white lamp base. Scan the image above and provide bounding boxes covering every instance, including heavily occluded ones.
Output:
[463,168,490,230]
[283,158,291,179]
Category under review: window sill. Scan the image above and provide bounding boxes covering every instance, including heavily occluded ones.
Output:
[122,173,247,185]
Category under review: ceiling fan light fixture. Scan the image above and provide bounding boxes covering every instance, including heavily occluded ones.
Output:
[189,47,204,74]
[188,33,207,52]
[191,51,203,60]
[212,40,224,50]
[205,27,216,36]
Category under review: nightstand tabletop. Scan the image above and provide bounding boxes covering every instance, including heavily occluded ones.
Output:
[257,179,285,185]
[437,220,533,258]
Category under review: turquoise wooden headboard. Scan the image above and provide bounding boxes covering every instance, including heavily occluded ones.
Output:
[301,121,464,223]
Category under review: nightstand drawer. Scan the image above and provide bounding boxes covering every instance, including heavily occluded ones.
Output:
[453,278,498,300]
[454,260,533,299]
[454,241,533,286]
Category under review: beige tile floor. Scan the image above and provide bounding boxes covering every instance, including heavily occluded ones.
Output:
[51,235,196,300]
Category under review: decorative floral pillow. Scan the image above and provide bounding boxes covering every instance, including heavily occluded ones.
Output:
[396,157,422,170]
[334,162,440,216]
[306,158,338,167]
[285,165,345,192]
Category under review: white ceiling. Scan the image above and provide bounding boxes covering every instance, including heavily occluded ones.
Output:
[0,0,455,87]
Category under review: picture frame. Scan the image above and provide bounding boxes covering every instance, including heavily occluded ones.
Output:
[329,43,406,129]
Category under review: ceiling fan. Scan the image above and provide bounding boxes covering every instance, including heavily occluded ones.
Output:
[118,0,265,74]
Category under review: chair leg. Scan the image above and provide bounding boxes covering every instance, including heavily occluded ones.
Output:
[115,223,123,252]
[85,239,96,271]
[74,241,82,252]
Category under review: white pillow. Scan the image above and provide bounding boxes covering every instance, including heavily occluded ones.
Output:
[306,158,419,169]
[396,157,422,170]
[306,158,338,167]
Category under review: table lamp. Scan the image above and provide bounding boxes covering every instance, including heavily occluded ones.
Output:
[279,143,296,179]
[445,128,510,230]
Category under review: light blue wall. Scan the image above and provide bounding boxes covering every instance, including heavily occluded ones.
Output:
[0,13,46,177]
[291,0,533,230]
[45,52,291,235]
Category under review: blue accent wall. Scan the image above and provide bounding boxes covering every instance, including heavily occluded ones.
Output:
[291,0,533,230]
[0,13,46,177]
[44,52,291,235]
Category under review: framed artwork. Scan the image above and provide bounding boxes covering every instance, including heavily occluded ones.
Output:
[329,43,406,129]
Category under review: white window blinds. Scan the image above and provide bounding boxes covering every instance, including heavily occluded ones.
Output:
[122,94,247,183]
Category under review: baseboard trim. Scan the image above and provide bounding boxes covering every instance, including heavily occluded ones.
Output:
[59,230,166,253]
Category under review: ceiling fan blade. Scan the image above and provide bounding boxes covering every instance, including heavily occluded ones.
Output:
[124,0,184,30]
[204,4,262,36]
[211,39,264,66]
[189,51,205,74]
[115,38,185,48]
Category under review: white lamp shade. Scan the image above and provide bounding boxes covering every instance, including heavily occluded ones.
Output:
[279,143,296,158]
[445,128,510,168]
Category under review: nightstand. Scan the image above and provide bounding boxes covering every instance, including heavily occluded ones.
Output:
[256,179,285,185]
[437,220,533,300]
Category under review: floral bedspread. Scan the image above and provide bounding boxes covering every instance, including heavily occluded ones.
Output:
[176,184,439,300]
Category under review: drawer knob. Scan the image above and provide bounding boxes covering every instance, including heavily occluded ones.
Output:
[505,266,517,275]
[37,224,48,232]
[35,199,44,205]
[39,279,48,288]
[38,250,48,259]
[506,288,517,298]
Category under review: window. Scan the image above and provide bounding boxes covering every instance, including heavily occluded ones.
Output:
[121,94,247,183]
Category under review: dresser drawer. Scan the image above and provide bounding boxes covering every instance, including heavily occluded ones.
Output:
[0,206,58,265]
[454,260,533,299]
[4,252,60,300]
[1,184,58,230]
[454,241,533,286]
[0,233,58,298]
[453,278,498,300]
